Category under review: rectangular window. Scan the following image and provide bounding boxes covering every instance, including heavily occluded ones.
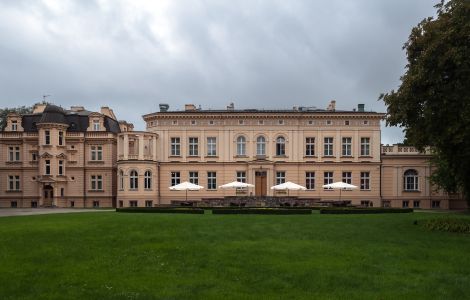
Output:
[170,137,181,156]
[413,200,420,208]
[361,137,370,156]
[207,172,217,190]
[10,201,17,208]
[236,171,246,183]
[45,130,50,145]
[58,160,64,175]
[188,137,199,156]
[305,137,315,156]
[8,146,20,161]
[11,121,17,131]
[71,201,75,207]
[324,137,334,156]
[342,137,352,156]
[276,171,286,185]
[32,153,37,161]
[432,201,440,208]
[145,200,153,207]
[58,131,64,146]
[91,146,103,161]
[8,175,20,191]
[45,160,51,175]
[31,201,38,208]
[130,201,138,207]
[93,120,100,131]
[306,172,315,190]
[189,171,199,185]
[342,172,352,184]
[207,137,217,156]
[61,188,64,197]
[402,200,409,208]
[171,172,181,186]
[324,172,333,188]
[360,172,370,190]
[91,175,103,190]
[93,201,100,208]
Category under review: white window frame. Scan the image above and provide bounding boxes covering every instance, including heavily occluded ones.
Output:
[45,160,51,175]
[188,137,198,156]
[324,171,333,189]
[130,170,139,190]
[236,171,246,183]
[207,137,217,156]
[170,137,181,156]
[93,120,100,131]
[324,137,334,156]
[144,171,152,190]
[207,172,217,190]
[305,137,315,156]
[8,175,20,191]
[360,137,370,156]
[342,171,352,184]
[171,172,180,186]
[236,136,246,156]
[276,136,286,156]
[58,160,64,176]
[256,136,266,156]
[306,172,315,190]
[91,145,103,161]
[189,171,199,185]
[404,169,419,191]
[276,171,286,185]
[91,175,103,190]
[342,137,352,156]
[11,121,17,131]
[360,172,370,190]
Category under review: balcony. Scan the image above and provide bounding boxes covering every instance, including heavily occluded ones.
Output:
[1,132,22,139]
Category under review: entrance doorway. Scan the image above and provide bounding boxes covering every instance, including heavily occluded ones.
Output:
[255,171,267,196]
[43,185,54,207]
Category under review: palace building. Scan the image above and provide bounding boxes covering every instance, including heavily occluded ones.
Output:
[0,102,465,209]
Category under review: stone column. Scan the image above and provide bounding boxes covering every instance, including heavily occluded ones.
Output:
[152,136,157,161]
[123,134,129,160]
[138,134,144,160]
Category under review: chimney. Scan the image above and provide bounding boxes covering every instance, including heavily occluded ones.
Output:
[33,103,47,114]
[159,103,169,112]
[70,106,85,112]
[185,104,196,111]
[358,104,365,112]
[327,100,336,111]
[101,106,117,120]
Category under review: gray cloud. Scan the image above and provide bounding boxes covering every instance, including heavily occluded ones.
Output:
[0,0,436,143]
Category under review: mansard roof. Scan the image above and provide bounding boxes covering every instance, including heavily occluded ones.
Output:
[20,104,121,133]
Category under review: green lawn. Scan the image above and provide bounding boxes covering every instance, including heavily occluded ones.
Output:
[0,211,469,299]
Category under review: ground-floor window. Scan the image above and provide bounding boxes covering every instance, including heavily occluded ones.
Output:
[145,200,153,207]
[383,201,390,208]
[10,201,17,208]
[130,200,138,207]
[119,201,123,208]
[432,201,440,208]
[360,200,370,207]
[207,172,217,190]
[31,201,38,208]
[70,201,75,208]
[93,201,100,208]
[413,200,420,208]
[402,200,409,208]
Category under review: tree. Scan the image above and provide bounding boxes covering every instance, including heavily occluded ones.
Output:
[0,105,33,130]
[380,0,470,203]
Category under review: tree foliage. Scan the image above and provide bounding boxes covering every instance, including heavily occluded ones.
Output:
[380,0,470,202]
[0,105,33,130]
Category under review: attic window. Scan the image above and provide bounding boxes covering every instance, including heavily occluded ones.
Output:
[308,120,314,125]
[363,120,369,125]
[11,121,17,131]
[344,120,350,126]
[93,119,100,131]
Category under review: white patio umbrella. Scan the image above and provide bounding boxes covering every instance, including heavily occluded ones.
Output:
[219,181,255,189]
[270,181,307,196]
[169,181,204,202]
[322,181,358,202]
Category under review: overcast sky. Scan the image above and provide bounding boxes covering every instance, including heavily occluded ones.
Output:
[0,0,437,143]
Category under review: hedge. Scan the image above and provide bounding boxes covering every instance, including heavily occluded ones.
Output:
[116,207,204,214]
[212,208,312,215]
[420,218,470,233]
[320,208,413,214]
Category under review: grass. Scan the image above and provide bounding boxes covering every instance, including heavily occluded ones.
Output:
[0,211,469,299]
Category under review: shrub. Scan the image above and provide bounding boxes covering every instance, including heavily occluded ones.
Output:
[116,207,204,214]
[320,208,413,214]
[421,218,470,233]
[212,208,312,215]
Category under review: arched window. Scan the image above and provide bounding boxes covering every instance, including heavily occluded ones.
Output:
[119,170,124,190]
[130,170,138,190]
[404,169,419,191]
[256,136,266,156]
[236,136,246,156]
[276,136,286,156]
[144,171,152,190]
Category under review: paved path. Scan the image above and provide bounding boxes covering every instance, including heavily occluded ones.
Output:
[0,208,114,217]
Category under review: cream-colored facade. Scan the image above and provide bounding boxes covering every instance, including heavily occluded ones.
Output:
[0,104,132,208]
[115,102,464,209]
[1,101,465,209]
